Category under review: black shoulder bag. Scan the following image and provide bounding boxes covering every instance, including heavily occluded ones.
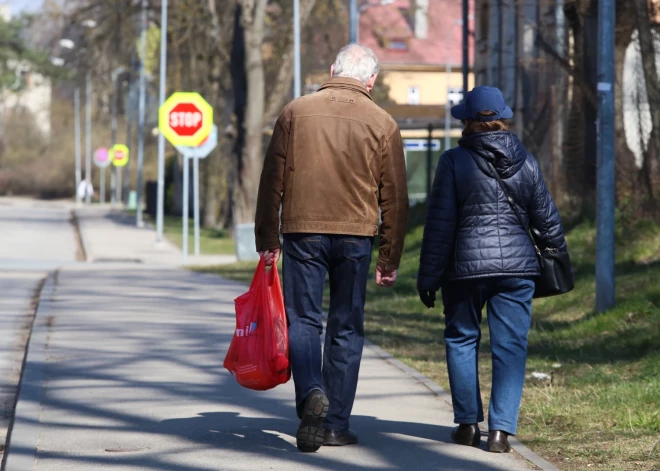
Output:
[470,153,574,298]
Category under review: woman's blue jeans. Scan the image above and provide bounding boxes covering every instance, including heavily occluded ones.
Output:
[441,277,535,435]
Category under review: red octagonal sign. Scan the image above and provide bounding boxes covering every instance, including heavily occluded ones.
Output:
[169,103,203,137]
[160,92,213,147]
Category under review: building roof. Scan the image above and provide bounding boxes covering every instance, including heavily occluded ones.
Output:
[359,0,474,67]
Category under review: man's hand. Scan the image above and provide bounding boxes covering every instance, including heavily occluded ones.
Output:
[418,290,436,309]
[259,249,281,267]
[376,266,398,287]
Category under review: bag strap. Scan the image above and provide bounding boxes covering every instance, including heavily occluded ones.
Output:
[468,151,540,255]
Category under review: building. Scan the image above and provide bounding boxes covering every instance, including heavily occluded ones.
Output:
[358,0,474,202]
[359,0,474,131]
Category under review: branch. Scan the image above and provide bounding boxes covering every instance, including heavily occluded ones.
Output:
[263,0,317,124]
[535,31,598,108]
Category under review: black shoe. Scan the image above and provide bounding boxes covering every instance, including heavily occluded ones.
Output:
[451,424,481,447]
[323,428,358,446]
[296,390,329,453]
[487,430,512,453]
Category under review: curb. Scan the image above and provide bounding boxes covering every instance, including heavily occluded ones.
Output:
[2,273,55,471]
[363,340,559,471]
[70,210,88,262]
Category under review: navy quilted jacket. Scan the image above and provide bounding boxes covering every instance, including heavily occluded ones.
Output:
[417,131,567,291]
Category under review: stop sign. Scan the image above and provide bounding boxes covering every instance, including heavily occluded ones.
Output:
[111,144,130,167]
[169,103,203,136]
[159,92,213,147]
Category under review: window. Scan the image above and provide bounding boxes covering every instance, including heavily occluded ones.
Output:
[447,87,464,107]
[408,86,421,105]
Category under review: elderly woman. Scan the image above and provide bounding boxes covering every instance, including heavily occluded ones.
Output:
[417,86,567,452]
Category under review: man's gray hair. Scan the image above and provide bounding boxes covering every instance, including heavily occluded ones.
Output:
[332,44,380,85]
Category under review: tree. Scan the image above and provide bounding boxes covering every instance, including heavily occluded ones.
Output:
[232,0,319,225]
[633,0,660,208]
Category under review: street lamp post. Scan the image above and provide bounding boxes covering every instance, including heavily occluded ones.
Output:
[85,71,92,205]
[74,88,82,205]
[349,0,359,43]
[156,0,168,242]
[445,19,464,154]
[294,0,301,98]
[136,0,147,227]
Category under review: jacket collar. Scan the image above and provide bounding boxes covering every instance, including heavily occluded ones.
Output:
[318,77,373,101]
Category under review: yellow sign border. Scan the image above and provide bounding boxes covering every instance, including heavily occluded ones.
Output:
[158,92,213,147]
[111,144,130,167]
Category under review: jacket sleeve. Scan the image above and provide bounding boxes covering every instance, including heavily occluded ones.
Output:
[254,114,289,252]
[377,126,409,271]
[417,153,457,292]
[528,158,568,252]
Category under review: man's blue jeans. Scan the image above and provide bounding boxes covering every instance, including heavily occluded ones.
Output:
[441,277,535,435]
[283,233,373,431]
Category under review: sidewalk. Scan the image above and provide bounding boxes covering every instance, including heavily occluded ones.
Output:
[0,273,44,465]
[75,207,237,266]
[4,206,554,470]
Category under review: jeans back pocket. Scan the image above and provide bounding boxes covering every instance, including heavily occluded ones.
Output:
[284,235,321,261]
[344,237,373,262]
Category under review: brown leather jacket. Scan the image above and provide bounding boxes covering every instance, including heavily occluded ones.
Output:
[255,77,409,271]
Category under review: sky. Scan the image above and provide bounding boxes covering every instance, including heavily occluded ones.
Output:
[2,0,45,14]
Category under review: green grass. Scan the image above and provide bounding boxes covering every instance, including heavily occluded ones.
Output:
[157,214,236,255]
[206,208,660,470]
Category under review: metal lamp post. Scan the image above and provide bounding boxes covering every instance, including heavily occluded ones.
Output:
[136,0,147,227]
[156,0,168,242]
[444,17,472,153]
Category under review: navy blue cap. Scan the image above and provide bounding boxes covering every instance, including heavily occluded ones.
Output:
[451,86,513,122]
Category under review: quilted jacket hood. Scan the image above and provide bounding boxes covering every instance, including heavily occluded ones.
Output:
[458,131,528,179]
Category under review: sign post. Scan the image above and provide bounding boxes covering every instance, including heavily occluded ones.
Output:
[182,153,189,265]
[94,147,111,204]
[111,145,130,211]
[176,125,218,257]
[159,93,213,263]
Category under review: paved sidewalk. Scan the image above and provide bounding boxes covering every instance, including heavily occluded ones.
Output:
[5,266,540,471]
[0,273,44,464]
[75,207,237,266]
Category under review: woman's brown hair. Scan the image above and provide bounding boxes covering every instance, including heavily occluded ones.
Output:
[462,111,510,135]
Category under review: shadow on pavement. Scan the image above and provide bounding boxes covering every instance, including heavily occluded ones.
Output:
[11,268,520,471]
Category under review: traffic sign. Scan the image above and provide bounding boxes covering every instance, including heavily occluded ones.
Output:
[94,147,111,168]
[159,92,213,147]
[176,125,218,159]
[111,144,130,167]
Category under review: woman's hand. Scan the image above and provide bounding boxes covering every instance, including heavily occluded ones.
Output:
[418,289,436,309]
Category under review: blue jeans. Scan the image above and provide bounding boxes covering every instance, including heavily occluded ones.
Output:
[441,277,535,435]
[283,233,373,431]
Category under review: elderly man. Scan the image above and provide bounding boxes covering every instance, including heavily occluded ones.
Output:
[255,44,409,453]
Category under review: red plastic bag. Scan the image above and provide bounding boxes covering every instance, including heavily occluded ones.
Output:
[223,257,291,390]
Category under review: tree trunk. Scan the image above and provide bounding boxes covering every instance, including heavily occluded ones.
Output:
[580,0,599,219]
[614,0,638,203]
[233,0,267,225]
[634,0,660,167]
[263,0,318,124]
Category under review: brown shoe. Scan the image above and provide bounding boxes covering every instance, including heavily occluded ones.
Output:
[451,424,481,447]
[488,430,512,453]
